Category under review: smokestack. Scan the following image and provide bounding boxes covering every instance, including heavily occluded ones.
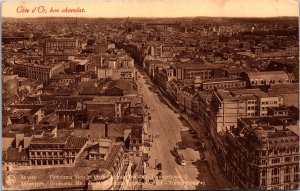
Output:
[105,122,108,138]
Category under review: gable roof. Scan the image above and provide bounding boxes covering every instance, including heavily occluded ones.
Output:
[106,79,137,95]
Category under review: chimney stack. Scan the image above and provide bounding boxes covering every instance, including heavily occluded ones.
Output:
[105,122,108,138]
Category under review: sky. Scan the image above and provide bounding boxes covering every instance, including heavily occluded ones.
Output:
[1,0,299,18]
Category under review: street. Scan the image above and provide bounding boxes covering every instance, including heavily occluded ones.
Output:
[138,71,219,190]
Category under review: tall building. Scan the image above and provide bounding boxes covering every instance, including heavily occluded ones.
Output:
[218,116,299,189]
[210,89,283,135]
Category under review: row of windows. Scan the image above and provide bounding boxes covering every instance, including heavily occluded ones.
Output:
[248,100,258,104]
[271,156,299,164]
[268,174,299,184]
[247,106,258,110]
[259,156,299,165]
[47,42,76,47]
[30,144,64,150]
[251,79,289,84]
[268,184,300,190]
[30,151,64,157]
[31,159,65,165]
[261,101,278,105]
[268,166,299,176]
[203,82,245,89]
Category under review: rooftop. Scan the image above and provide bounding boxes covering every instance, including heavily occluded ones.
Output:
[65,137,88,149]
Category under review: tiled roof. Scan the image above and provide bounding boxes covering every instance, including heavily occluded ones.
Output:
[106,79,137,95]
[269,83,299,95]
[65,137,88,149]
[5,147,29,162]
[246,71,290,81]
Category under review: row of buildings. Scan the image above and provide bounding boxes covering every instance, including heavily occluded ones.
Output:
[143,60,299,189]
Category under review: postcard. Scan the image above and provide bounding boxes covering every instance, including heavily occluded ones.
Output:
[1,0,299,190]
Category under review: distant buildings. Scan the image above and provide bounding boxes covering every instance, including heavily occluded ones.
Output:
[255,46,299,58]
[45,38,81,61]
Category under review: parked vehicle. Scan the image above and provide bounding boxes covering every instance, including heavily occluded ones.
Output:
[157,172,162,179]
[144,142,152,147]
[156,163,162,170]
[178,154,186,166]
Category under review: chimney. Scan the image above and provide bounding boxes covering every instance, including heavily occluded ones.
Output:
[105,122,108,138]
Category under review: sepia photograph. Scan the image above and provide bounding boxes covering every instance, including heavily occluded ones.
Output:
[1,0,299,190]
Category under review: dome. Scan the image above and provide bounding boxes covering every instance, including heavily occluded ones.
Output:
[88,169,113,190]
[89,169,111,182]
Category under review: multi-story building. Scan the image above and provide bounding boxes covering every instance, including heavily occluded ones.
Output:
[177,85,197,114]
[197,78,247,90]
[210,89,283,134]
[13,61,64,84]
[170,63,226,80]
[49,74,78,87]
[192,90,213,127]
[44,38,82,62]
[29,136,88,166]
[97,54,137,82]
[218,116,299,189]
[241,71,291,88]
[45,38,80,55]
[84,95,143,120]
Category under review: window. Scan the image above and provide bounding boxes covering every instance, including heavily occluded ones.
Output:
[272,168,279,175]
[285,157,291,162]
[294,166,299,173]
[294,156,299,161]
[294,184,300,189]
[284,175,290,183]
[262,169,266,176]
[272,158,280,164]
[261,159,267,165]
[284,185,291,190]
[294,174,299,181]
[261,179,266,185]
[271,177,279,184]
[285,167,291,174]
